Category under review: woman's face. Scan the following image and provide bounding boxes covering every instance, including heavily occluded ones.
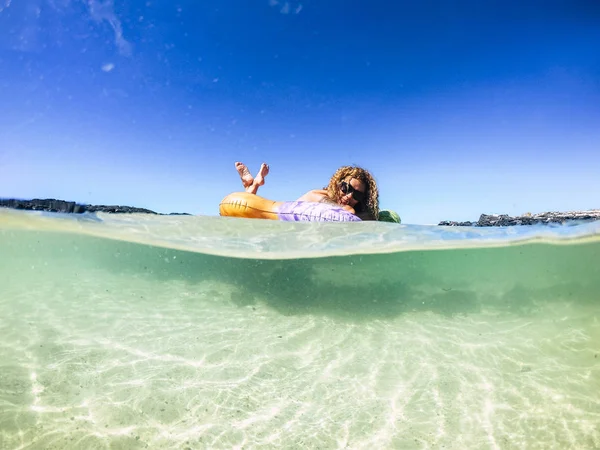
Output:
[338,176,366,207]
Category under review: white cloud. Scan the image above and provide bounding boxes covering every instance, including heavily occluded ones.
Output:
[0,0,131,56]
[0,0,12,13]
[268,0,302,15]
[87,0,132,56]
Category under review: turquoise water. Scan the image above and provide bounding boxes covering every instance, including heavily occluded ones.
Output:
[1,210,599,449]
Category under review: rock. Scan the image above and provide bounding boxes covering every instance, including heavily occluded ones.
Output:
[439,210,600,227]
[438,220,475,227]
[85,204,158,214]
[0,198,86,213]
[0,198,190,215]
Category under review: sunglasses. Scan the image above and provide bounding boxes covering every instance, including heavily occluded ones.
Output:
[339,180,365,203]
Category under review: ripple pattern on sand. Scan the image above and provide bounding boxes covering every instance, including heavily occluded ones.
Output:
[1,263,599,450]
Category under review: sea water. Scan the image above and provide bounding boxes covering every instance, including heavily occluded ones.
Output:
[0,210,599,450]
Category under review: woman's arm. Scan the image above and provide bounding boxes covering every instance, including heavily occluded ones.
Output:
[296,189,330,203]
[297,190,355,214]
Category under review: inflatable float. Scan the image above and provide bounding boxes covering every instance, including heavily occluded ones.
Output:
[219,192,401,223]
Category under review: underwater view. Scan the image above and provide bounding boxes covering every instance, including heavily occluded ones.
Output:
[1,210,599,449]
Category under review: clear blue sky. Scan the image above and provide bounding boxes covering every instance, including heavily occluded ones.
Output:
[1,0,599,224]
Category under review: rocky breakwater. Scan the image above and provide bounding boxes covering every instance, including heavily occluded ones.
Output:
[0,198,190,215]
[439,210,600,227]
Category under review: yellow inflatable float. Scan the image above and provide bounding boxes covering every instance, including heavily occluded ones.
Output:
[219,192,362,222]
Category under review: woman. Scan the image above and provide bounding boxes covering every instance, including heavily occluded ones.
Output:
[235,162,379,221]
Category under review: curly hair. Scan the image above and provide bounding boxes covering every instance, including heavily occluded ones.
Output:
[324,166,379,220]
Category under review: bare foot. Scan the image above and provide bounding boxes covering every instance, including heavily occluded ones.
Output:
[254,163,269,187]
[247,163,270,194]
[235,162,254,188]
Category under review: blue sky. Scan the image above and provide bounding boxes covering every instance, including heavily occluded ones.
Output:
[1,0,599,224]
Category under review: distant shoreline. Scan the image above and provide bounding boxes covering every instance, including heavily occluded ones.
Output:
[0,198,191,216]
[1,198,599,226]
[439,210,600,226]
